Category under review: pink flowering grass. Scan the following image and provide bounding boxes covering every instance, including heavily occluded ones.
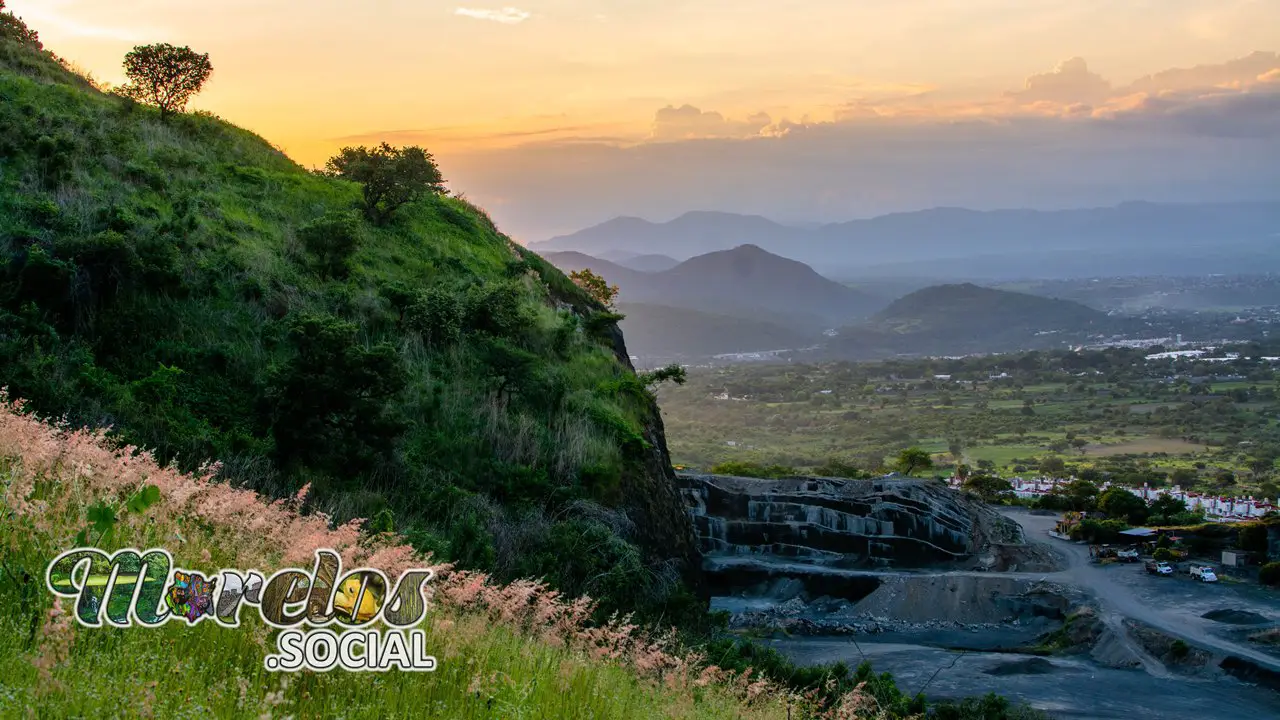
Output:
[0,392,890,718]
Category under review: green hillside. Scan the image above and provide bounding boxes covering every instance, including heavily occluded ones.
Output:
[824,283,1119,358]
[873,283,1107,335]
[0,27,699,621]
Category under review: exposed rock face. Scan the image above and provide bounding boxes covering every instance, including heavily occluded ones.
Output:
[608,326,706,597]
[678,473,1023,569]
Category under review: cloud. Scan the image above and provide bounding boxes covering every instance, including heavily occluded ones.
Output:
[1125,51,1280,93]
[1009,57,1112,104]
[649,105,772,140]
[454,7,531,24]
[447,114,1280,241]
[1257,68,1280,84]
[1095,86,1280,138]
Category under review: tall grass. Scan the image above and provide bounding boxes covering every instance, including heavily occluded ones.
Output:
[0,395,886,718]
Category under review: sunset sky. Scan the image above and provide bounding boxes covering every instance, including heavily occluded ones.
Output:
[10,0,1280,240]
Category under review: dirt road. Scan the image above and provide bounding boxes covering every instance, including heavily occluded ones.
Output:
[1000,508,1280,674]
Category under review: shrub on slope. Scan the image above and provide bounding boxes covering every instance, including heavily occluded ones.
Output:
[0,395,885,718]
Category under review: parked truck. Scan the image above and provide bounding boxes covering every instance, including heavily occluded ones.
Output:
[1145,560,1174,575]
[1188,564,1219,583]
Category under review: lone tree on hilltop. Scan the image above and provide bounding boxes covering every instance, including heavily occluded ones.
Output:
[326,143,447,225]
[895,447,933,477]
[119,43,213,120]
[569,268,619,309]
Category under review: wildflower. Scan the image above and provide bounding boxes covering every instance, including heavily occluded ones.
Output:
[31,598,75,694]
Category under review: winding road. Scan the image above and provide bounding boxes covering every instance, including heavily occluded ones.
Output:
[1000,508,1280,674]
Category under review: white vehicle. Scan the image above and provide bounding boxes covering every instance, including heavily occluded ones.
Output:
[1189,564,1218,582]
[1117,549,1140,562]
[1154,561,1173,575]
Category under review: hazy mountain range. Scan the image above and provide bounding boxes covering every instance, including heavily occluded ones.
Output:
[534,201,1280,280]
[542,244,880,330]
[539,246,1122,361]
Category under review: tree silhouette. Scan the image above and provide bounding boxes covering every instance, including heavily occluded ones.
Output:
[569,268,619,309]
[120,43,213,120]
[895,447,933,476]
[325,143,447,225]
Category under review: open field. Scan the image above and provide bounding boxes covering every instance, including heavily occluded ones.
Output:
[657,347,1280,497]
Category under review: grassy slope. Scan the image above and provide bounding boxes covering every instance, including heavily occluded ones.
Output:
[0,398,804,719]
[0,33,696,622]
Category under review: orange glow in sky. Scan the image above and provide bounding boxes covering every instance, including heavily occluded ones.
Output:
[10,1,1280,239]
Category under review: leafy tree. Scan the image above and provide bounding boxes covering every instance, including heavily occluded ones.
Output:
[1237,524,1268,554]
[406,288,463,346]
[297,211,361,279]
[708,461,795,479]
[1070,518,1128,543]
[895,447,933,476]
[1063,479,1099,511]
[963,474,1014,504]
[1170,467,1197,486]
[569,268,619,309]
[477,337,542,400]
[326,143,447,224]
[1039,455,1067,477]
[1153,547,1174,562]
[1249,453,1277,476]
[119,43,213,120]
[1098,487,1147,525]
[638,363,686,389]
[267,313,407,485]
[1261,562,1280,587]
[1260,481,1280,502]
[948,438,964,460]
[1149,494,1187,518]
[0,1,40,47]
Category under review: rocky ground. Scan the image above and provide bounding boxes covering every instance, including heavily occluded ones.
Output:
[684,476,1280,717]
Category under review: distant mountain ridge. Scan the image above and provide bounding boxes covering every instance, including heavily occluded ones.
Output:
[534,201,1280,279]
[537,250,1154,362]
[540,244,881,329]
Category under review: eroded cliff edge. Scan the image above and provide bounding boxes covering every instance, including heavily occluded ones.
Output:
[679,474,1024,568]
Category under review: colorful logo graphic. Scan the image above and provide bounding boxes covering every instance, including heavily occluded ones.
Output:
[45,548,436,671]
[165,570,218,623]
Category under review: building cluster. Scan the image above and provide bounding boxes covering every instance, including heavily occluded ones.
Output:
[947,475,1277,522]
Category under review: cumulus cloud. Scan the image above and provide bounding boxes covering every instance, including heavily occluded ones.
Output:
[649,105,772,140]
[454,7,531,24]
[1259,69,1280,84]
[1009,57,1112,104]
